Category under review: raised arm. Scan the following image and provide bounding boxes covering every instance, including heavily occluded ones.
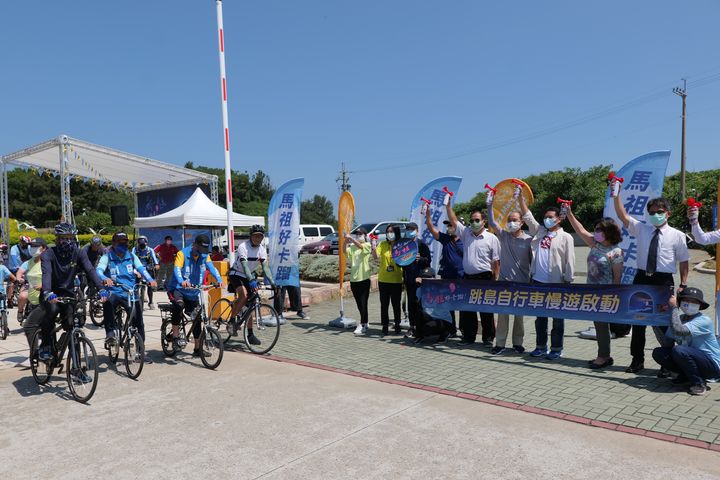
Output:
[486,201,500,231]
[446,202,458,228]
[425,208,440,240]
[613,190,631,228]
[519,192,539,235]
[565,206,594,247]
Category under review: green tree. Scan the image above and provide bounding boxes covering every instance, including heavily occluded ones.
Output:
[301,195,336,225]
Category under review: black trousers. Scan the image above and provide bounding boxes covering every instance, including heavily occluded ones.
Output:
[274,285,302,314]
[459,272,496,343]
[378,282,402,326]
[350,279,371,325]
[405,282,421,331]
[631,270,674,362]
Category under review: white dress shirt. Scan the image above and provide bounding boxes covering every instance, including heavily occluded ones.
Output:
[627,218,689,273]
[455,223,501,275]
[691,222,720,246]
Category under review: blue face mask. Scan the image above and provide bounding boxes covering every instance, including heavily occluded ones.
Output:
[114,244,128,255]
[406,230,417,239]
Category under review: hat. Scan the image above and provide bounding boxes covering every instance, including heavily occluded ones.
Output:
[419,267,436,279]
[678,287,710,310]
[354,227,368,235]
[91,236,102,245]
[30,238,47,248]
[112,232,128,242]
[195,234,211,253]
[407,222,418,230]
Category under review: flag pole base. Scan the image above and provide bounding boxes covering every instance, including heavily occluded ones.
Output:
[329,311,357,329]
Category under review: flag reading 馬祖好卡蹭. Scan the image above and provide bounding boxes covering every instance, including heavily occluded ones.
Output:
[410,176,462,275]
[603,151,670,284]
[267,178,304,287]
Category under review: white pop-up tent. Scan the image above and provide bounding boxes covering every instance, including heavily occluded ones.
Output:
[134,187,264,228]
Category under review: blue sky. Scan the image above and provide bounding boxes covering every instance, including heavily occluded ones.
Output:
[1,1,719,220]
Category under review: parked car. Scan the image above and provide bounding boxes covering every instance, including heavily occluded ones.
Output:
[298,224,335,247]
[300,232,339,255]
[351,221,411,243]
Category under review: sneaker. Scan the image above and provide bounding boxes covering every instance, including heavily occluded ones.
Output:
[482,340,494,347]
[147,303,155,310]
[625,359,644,374]
[38,347,53,362]
[404,328,415,339]
[688,384,708,396]
[192,348,211,358]
[71,369,93,384]
[296,311,308,320]
[491,346,505,355]
[361,324,369,334]
[247,333,261,346]
[457,340,474,346]
[546,350,563,361]
[578,327,597,340]
[381,326,389,336]
[353,325,364,336]
[529,347,548,357]
[513,345,525,354]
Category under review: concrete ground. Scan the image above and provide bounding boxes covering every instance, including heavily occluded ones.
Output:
[1,353,718,480]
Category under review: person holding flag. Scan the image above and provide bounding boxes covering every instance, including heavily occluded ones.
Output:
[345,228,373,336]
[401,223,431,341]
[373,225,404,335]
[614,194,689,374]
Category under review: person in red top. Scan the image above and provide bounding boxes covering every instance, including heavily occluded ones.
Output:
[154,235,179,290]
[210,246,225,262]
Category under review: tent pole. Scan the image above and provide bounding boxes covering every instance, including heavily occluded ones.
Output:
[1,161,8,245]
[215,0,235,263]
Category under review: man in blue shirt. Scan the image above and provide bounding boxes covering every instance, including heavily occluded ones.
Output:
[132,235,160,310]
[166,234,224,357]
[652,287,720,396]
[7,235,32,307]
[424,208,463,332]
[96,232,156,361]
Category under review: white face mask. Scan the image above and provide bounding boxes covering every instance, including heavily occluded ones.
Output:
[29,246,41,257]
[680,301,700,316]
[507,221,521,233]
[544,217,557,229]
[356,235,366,243]
[386,232,396,242]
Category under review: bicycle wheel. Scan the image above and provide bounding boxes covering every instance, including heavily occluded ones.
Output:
[210,298,236,343]
[0,309,7,340]
[242,304,280,354]
[124,330,144,380]
[199,325,223,369]
[89,299,104,327]
[66,333,99,403]
[160,320,177,357]
[29,329,53,384]
[107,307,123,364]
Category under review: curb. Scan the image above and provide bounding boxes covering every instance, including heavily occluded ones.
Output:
[257,353,720,453]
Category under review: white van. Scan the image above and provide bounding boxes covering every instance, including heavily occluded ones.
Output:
[298,224,335,247]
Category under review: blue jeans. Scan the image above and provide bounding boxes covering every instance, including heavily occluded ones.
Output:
[652,345,720,386]
[535,317,564,351]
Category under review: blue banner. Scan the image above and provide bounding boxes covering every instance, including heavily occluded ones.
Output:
[410,176,462,274]
[420,279,672,326]
[603,151,670,284]
[267,178,304,287]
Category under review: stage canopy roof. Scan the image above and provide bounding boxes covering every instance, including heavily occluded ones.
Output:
[134,187,264,228]
[0,135,217,192]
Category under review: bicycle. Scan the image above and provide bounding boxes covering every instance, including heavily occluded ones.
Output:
[211,286,281,355]
[158,285,223,369]
[88,290,105,326]
[0,293,8,340]
[105,284,145,380]
[28,297,99,403]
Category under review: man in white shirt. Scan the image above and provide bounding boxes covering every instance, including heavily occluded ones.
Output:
[614,195,689,374]
[688,205,720,245]
[446,203,501,346]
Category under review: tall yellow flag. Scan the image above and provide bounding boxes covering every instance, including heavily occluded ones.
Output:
[338,191,355,294]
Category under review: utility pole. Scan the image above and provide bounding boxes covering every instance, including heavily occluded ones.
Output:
[337,163,351,192]
[673,79,687,200]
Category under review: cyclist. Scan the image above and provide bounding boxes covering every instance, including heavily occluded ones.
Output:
[97,232,157,362]
[132,235,160,309]
[228,224,276,345]
[15,238,47,326]
[0,243,8,265]
[33,223,107,383]
[7,235,32,308]
[79,235,106,301]
[166,234,224,357]
[0,257,17,317]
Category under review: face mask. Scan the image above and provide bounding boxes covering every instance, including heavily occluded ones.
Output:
[648,212,667,226]
[406,231,417,239]
[57,238,74,255]
[593,231,605,243]
[386,232,396,242]
[356,235,366,243]
[507,221,521,233]
[115,244,128,255]
[447,228,456,236]
[29,246,40,257]
[544,217,557,229]
[138,241,147,248]
[470,220,484,232]
[680,302,700,316]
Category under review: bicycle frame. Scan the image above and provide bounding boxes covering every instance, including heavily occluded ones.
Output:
[46,298,86,372]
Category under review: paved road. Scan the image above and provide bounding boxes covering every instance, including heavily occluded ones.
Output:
[1,353,718,479]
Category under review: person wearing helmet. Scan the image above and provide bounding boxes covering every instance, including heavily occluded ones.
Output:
[7,235,32,308]
[132,235,160,309]
[31,223,107,374]
[166,234,224,357]
[79,235,106,302]
[653,287,720,396]
[97,232,157,361]
[15,238,47,326]
[227,225,276,345]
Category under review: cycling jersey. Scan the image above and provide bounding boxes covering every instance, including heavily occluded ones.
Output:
[41,245,104,299]
[132,246,159,269]
[229,240,267,278]
[0,265,11,294]
[9,244,31,272]
[96,248,153,299]
[166,246,222,299]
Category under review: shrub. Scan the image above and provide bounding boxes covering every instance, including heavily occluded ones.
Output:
[299,253,378,283]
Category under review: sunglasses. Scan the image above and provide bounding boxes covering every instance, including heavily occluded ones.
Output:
[469,219,483,224]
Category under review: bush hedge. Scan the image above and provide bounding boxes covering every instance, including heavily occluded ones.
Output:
[299,253,379,283]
